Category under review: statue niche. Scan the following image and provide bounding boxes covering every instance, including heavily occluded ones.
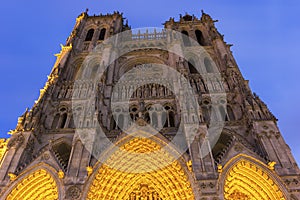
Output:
[129,184,161,200]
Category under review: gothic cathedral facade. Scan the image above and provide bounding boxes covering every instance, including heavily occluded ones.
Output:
[0,11,299,200]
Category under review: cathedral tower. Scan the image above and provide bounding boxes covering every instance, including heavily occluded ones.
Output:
[0,11,299,200]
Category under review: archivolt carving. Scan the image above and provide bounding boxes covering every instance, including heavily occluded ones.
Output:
[6,169,58,200]
[223,156,286,200]
[86,137,194,200]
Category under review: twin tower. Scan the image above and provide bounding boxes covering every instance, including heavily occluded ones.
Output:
[0,11,299,199]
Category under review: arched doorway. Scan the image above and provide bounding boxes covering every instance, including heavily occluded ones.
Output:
[223,155,287,200]
[85,136,195,200]
[5,168,59,200]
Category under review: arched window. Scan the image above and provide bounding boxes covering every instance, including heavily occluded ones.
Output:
[219,106,227,121]
[130,106,139,121]
[130,113,134,122]
[188,59,198,74]
[204,57,214,73]
[145,112,150,123]
[85,29,94,41]
[169,111,175,127]
[202,106,210,122]
[152,112,158,128]
[99,28,106,40]
[181,30,191,46]
[227,106,235,121]
[163,106,176,128]
[118,114,124,129]
[162,111,168,128]
[111,116,116,130]
[52,114,60,129]
[195,30,205,46]
[59,113,68,128]
[68,115,75,128]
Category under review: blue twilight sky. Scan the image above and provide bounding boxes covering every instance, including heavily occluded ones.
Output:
[0,1,299,164]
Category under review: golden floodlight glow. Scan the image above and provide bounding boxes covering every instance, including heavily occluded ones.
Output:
[224,159,286,200]
[6,169,58,200]
[87,137,195,200]
[0,139,9,165]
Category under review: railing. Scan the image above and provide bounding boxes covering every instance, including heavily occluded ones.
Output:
[131,29,167,41]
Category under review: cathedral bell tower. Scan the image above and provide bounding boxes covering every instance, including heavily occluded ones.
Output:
[0,10,299,200]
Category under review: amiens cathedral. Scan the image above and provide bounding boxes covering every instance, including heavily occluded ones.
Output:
[0,10,299,200]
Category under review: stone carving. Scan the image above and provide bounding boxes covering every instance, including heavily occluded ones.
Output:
[129,184,161,200]
[7,133,25,149]
[0,10,299,200]
[66,186,81,199]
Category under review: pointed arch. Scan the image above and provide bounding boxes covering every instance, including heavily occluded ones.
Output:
[73,58,85,80]
[85,136,195,200]
[181,30,191,46]
[98,28,106,40]
[68,114,75,128]
[218,105,227,121]
[85,29,94,41]
[202,106,210,122]
[222,155,287,200]
[195,29,205,46]
[51,114,60,129]
[168,111,175,127]
[110,115,116,130]
[117,55,166,78]
[226,105,235,121]
[59,113,68,129]
[162,110,168,128]
[5,168,59,200]
[188,58,198,74]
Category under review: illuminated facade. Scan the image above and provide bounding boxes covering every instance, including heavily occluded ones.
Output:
[0,11,299,199]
